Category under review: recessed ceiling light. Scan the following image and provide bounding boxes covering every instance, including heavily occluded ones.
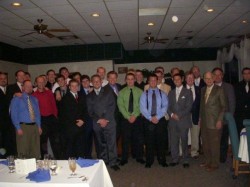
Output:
[172,16,178,23]
[147,22,155,26]
[11,2,22,7]
[242,20,247,24]
[207,8,214,12]
[91,13,100,17]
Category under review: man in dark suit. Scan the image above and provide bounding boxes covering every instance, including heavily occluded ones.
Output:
[60,80,87,158]
[165,67,180,89]
[87,75,120,171]
[199,72,227,172]
[185,71,201,160]
[5,70,26,156]
[212,67,235,163]
[45,69,56,90]
[0,72,8,155]
[191,66,206,89]
[234,67,250,135]
[135,70,146,90]
[168,73,193,168]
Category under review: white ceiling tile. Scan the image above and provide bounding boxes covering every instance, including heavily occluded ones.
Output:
[83,37,102,44]
[80,11,112,26]
[30,0,69,7]
[11,8,47,18]
[139,0,171,9]
[69,0,102,4]
[170,0,203,8]
[0,0,37,10]
[106,0,137,11]
[168,7,198,15]
[42,5,76,16]
[231,0,250,7]
[203,0,234,7]
[72,2,106,13]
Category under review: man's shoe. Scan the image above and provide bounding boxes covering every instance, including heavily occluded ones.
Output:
[160,162,168,167]
[169,162,179,167]
[111,165,120,171]
[136,159,146,164]
[145,163,151,168]
[183,163,190,168]
[119,160,128,166]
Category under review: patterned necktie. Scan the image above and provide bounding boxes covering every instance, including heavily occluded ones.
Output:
[128,88,133,113]
[176,88,180,101]
[27,96,35,122]
[205,87,211,103]
[151,90,157,116]
[75,93,78,102]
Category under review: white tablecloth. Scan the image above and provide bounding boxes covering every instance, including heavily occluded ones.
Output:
[238,128,249,163]
[0,160,113,187]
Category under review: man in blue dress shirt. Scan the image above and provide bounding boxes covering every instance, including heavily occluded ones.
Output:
[10,80,42,159]
[140,74,169,168]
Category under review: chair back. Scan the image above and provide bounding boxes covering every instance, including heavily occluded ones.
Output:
[224,112,240,160]
[243,119,250,160]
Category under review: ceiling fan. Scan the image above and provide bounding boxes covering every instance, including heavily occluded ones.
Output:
[141,32,169,45]
[19,19,70,38]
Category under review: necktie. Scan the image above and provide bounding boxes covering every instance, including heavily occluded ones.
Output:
[151,90,157,116]
[75,93,78,102]
[176,88,180,101]
[128,88,133,113]
[3,87,6,94]
[246,82,249,93]
[190,86,195,100]
[96,90,99,95]
[62,90,65,97]
[205,87,211,103]
[27,96,35,122]
[113,87,118,96]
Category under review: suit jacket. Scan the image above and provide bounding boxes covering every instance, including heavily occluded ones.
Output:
[168,86,193,129]
[200,85,227,129]
[220,82,235,114]
[165,78,175,90]
[60,91,87,134]
[0,88,10,130]
[6,83,22,105]
[87,87,116,125]
[234,80,250,116]
[186,85,201,125]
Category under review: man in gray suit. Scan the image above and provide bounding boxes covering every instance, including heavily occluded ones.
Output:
[199,72,227,172]
[168,73,193,168]
[212,67,235,163]
[87,75,120,171]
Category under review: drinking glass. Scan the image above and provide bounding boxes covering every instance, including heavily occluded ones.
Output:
[7,155,15,173]
[43,154,51,169]
[68,157,77,176]
[49,160,57,176]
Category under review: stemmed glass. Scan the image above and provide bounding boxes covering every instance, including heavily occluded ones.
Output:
[7,155,15,173]
[49,160,58,176]
[68,157,77,176]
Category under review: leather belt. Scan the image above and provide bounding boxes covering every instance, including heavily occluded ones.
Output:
[20,122,35,125]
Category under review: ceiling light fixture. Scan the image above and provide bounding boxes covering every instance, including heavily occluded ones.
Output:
[11,2,22,7]
[207,8,214,12]
[91,13,100,17]
[147,22,154,26]
[242,20,247,24]
[172,16,178,23]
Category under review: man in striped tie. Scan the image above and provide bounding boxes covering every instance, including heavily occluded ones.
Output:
[10,80,42,159]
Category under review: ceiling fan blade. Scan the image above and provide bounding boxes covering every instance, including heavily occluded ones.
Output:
[155,38,169,41]
[140,41,148,45]
[19,32,36,37]
[43,32,55,38]
[47,29,70,32]
[154,41,166,44]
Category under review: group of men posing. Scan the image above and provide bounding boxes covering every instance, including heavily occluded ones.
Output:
[0,65,249,172]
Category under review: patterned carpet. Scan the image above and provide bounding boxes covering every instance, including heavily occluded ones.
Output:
[108,155,250,187]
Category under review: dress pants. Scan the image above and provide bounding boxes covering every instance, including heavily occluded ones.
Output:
[201,125,221,167]
[40,115,61,159]
[121,117,144,161]
[144,117,167,165]
[83,116,95,159]
[220,123,229,161]
[169,123,189,163]
[93,120,117,166]
[191,123,200,157]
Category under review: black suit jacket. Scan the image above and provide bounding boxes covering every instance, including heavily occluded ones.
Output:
[165,78,175,90]
[234,80,250,116]
[0,89,10,130]
[60,91,87,135]
[6,83,22,105]
[191,86,201,125]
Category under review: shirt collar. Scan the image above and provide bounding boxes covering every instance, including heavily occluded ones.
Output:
[215,82,222,86]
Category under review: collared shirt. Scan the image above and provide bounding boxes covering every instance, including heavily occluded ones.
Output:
[94,87,101,95]
[70,91,78,99]
[10,92,41,130]
[176,85,183,101]
[84,88,89,95]
[17,82,22,91]
[194,77,201,87]
[0,86,6,94]
[215,82,222,87]
[117,86,142,119]
[33,89,58,117]
[102,79,108,87]
[52,78,71,93]
[109,84,119,95]
[140,87,168,121]
[186,84,196,101]
[205,84,214,103]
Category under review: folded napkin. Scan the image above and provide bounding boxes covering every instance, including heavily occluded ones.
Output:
[26,169,51,182]
[240,131,247,136]
[0,160,8,166]
[76,158,99,167]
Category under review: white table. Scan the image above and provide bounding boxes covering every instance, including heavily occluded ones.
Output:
[0,160,113,187]
[238,128,249,163]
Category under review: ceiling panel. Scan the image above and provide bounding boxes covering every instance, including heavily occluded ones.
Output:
[139,0,171,8]
[42,5,76,16]
[30,0,69,7]
[0,0,37,10]
[106,0,137,11]
[170,0,203,8]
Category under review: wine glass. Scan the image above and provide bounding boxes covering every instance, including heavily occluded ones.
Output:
[68,157,77,176]
[49,160,57,176]
[7,155,15,173]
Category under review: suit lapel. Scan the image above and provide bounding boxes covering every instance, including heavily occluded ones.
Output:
[206,85,216,104]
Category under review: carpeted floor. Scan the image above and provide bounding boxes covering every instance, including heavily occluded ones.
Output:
[108,156,250,187]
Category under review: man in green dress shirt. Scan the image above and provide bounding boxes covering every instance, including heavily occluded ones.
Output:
[117,73,145,165]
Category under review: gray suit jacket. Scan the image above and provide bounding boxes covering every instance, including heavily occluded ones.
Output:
[221,82,235,114]
[86,87,116,126]
[168,86,193,129]
[200,85,227,129]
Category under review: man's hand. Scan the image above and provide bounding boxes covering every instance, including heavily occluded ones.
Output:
[38,128,42,135]
[17,129,23,136]
[171,113,179,121]
[151,116,159,124]
[14,92,22,97]
[97,119,109,128]
[76,119,84,127]
[55,91,62,101]
[128,115,136,124]
[216,120,222,130]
